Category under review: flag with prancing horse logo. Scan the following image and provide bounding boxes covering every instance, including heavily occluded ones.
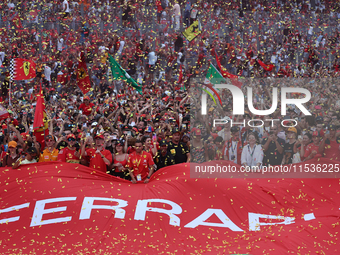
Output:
[11,58,36,80]
[76,52,92,95]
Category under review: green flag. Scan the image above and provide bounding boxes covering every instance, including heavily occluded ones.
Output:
[204,63,226,87]
[108,54,142,94]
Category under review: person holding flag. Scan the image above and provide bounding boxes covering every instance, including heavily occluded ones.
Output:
[108,54,142,94]
[33,84,48,150]
[76,52,92,95]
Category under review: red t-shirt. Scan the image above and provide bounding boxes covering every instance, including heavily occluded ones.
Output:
[156,0,163,12]
[304,143,320,159]
[127,151,154,181]
[127,146,136,154]
[322,140,340,161]
[86,148,113,173]
[57,72,69,86]
[79,102,95,116]
[58,147,80,163]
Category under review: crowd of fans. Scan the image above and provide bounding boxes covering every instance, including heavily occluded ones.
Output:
[0,0,340,182]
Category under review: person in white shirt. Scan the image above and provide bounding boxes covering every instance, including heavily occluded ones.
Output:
[57,36,64,52]
[44,64,52,86]
[307,24,313,42]
[0,51,5,68]
[148,51,157,81]
[173,3,181,31]
[117,40,125,56]
[241,132,263,170]
[62,0,70,18]
[190,4,198,24]
[7,2,15,9]
[217,116,231,141]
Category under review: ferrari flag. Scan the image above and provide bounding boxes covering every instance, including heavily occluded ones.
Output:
[76,52,92,95]
[182,20,202,42]
[12,58,36,80]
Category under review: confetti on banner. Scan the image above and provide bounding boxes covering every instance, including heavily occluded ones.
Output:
[0,161,340,254]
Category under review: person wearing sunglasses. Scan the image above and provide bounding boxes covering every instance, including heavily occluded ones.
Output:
[57,134,80,164]
[39,135,59,162]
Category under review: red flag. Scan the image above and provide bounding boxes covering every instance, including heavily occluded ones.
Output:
[33,85,45,130]
[12,14,22,29]
[76,52,92,95]
[178,64,183,85]
[212,48,242,89]
[0,105,9,121]
[13,58,36,80]
[257,59,275,72]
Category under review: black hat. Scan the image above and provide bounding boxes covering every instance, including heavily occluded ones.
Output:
[172,127,180,134]
[244,111,251,118]
[27,147,37,155]
[45,135,56,142]
[159,140,167,146]
[328,124,336,130]
[115,140,125,146]
[17,124,25,134]
[231,126,240,133]
[316,116,324,122]
[182,115,190,122]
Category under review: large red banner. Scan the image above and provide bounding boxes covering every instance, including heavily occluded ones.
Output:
[1,160,340,254]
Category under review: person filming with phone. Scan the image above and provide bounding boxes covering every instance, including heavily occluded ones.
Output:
[261,124,285,166]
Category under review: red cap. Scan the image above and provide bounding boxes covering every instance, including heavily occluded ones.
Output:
[194,129,202,136]
[312,131,318,137]
[95,134,104,139]
[21,132,29,141]
[67,134,76,140]
[84,96,90,100]
[211,133,218,140]
[12,119,19,127]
